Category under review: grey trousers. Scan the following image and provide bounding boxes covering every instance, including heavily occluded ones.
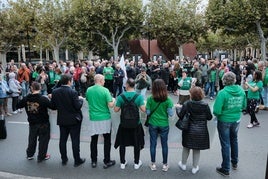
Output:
[181,147,200,168]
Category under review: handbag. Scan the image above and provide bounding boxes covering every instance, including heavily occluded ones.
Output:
[175,112,190,130]
[144,102,162,127]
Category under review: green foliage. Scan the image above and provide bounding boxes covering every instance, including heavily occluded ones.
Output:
[70,0,144,58]
[145,0,207,48]
[196,30,257,53]
[206,0,268,40]
[0,10,21,52]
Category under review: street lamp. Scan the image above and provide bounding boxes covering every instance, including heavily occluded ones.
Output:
[148,30,150,62]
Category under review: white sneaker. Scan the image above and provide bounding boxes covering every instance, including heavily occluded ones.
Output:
[162,164,169,172]
[134,160,142,170]
[18,109,23,113]
[247,123,254,128]
[178,161,186,171]
[120,160,127,169]
[150,163,157,171]
[192,166,199,174]
[12,110,18,114]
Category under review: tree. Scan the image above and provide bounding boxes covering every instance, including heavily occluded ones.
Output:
[196,30,254,60]
[206,0,268,61]
[71,0,144,60]
[0,9,21,66]
[145,0,208,60]
[37,0,73,63]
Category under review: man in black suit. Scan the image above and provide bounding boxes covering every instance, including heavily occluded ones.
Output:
[50,74,85,167]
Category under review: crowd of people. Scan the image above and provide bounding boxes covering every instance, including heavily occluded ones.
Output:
[0,56,267,177]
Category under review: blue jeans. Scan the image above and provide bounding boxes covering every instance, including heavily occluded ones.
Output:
[21,81,29,97]
[205,81,215,98]
[217,120,240,172]
[149,125,169,164]
[262,86,268,107]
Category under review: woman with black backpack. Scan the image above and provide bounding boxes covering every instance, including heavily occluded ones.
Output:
[114,78,146,170]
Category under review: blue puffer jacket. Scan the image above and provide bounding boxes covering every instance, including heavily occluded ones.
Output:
[0,79,10,99]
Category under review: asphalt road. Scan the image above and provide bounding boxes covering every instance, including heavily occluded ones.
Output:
[0,93,267,179]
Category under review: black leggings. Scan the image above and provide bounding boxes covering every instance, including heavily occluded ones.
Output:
[247,99,259,124]
[12,96,19,111]
[119,145,140,164]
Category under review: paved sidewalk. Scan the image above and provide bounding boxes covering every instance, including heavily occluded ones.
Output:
[0,96,267,179]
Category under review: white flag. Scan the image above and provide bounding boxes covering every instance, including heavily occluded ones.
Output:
[119,55,127,86]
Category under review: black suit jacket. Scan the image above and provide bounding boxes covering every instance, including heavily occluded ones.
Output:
[51,85,83,126]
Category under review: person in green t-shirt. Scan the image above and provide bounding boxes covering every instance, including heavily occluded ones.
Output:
[114,78,146,170]
[205,63,217,100]
[177,69,196,104]
[103,62,114,93]
[85,74,116,169]
[146,79,174,172]
[47,65,56,94]
[245,70,263,128]
[258,61,268,110]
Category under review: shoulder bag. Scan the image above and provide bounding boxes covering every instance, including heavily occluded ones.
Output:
[175,112,190,130]
[175,102,190,130]
[144,102,162,127]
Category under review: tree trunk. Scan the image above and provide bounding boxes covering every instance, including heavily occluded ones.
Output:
[77,51,83,60]
[46,49,50,62]
[65,49,69,61]
[260,38,267,61]
[179,45,183,60]
[114,45,119,61]
[88,50,93,60]
[39,45,43,62]
[256,21,267,61]
[0,52,7,70]
[22,44,26,62]
[234,49,237,62]
[18,46,21,62]
[53,46,60,64]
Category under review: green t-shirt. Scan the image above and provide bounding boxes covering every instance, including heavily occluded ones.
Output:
[178,77,192,90]
[210,70,216,82]
[32,71,39,79]
[103,67,114,80]
[219,69,225,79]
[146,95,174,127]
[116,91,144,123]
[263,68,268,86]
[49,71,55,84]
[86,84,113,121]
[247,81,263,99]
[55,74,61,82]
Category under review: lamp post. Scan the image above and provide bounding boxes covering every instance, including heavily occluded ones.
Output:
[148,31,150,62]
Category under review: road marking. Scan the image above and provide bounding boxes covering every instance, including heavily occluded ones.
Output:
[7,121,29,125]
[0,171,51,179]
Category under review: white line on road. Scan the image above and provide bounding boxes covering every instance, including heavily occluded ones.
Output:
[0,171,51,179]
[7,121,29,125]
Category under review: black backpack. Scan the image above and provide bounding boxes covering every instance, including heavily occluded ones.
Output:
[120,94,140,128]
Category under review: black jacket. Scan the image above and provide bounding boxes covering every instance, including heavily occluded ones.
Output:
[113,68,125,84]
[17,93,52,125]
[51,85,83,126]
[177,100,212,150]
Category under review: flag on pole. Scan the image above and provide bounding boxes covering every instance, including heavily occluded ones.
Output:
[119,54,127,86]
